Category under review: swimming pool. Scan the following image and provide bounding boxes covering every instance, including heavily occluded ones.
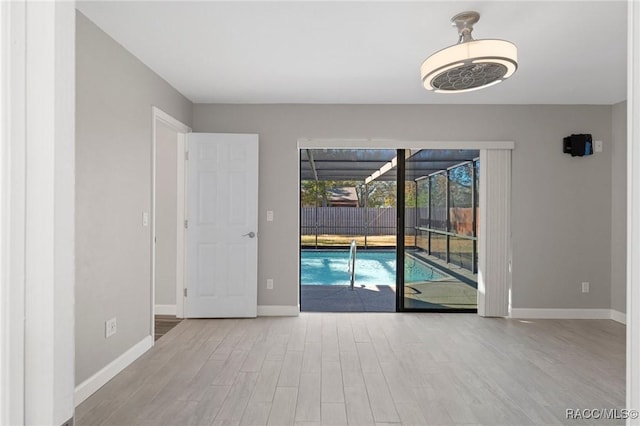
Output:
[300,250,447,286]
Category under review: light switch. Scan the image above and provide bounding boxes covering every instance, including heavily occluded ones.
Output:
[142,212,149,227]
[594,140,603,153]
[266,210,274,222]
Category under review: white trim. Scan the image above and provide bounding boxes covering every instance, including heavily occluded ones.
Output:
[74,335,153,407]
[257,305,300,316]
[511,308,617,320]
[1,2,26,424]
[611,310,627,325]
[628,0,640,419]
[151,109,157,342]
[298,138,514,150]
[176,133,187,318]
[154,304,177,316]
[23,3,75,424]
[153,106,191,133]
[183,135,190,317]
[25,1,56,419]
[151,107,191,333]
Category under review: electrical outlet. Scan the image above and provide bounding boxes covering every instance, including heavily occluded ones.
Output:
[105,317,117,338]
[142,212,149,227]
[266,210,274,222]
[266,279,274,290]
[581,282,590,293]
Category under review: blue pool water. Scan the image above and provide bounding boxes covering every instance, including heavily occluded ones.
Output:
[300,250,447,286]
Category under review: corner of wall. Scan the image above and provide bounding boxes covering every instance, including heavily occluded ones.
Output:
[611,101,627,314]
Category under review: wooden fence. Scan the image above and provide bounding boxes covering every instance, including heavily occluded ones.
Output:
[301,207,476,236]
[301,207,412,235]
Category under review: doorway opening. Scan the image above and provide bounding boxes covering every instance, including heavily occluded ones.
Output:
[401,149,479,312]
[151,107,189,340]
[300,149,398,312]
[299,148,479,313]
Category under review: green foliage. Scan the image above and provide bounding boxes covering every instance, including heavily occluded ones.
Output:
[449,163,473,207]
[300,160,478,209]
[360,181,396,207]
[300,180,398,207]
[300,180,325,206]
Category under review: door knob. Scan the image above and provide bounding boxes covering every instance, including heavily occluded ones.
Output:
[242,232,256,238]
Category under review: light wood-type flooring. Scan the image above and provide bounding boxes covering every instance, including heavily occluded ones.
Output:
[76,313,625,425]
[155,315,184,342]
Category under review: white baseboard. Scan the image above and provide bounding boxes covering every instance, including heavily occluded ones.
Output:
[510,308,624,321]
[74,335,153,406]
[257,305,299,316]
[610,309,627,324]
[155,304,177,315]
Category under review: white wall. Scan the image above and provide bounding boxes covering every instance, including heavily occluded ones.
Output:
[25,3,76,424]
[1,2,77,424]
[155,120,178,308]
[192,104,614,311]
[611,101,627,315]
[75,12,192,385]
[1,3,26,423]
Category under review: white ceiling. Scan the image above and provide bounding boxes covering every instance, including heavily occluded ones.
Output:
[77,1,627,105]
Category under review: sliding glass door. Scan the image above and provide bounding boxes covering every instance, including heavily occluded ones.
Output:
[398,149,479,312]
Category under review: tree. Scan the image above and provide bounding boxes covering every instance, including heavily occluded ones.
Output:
[355,181,396,207]
[301,179,399,208]
[301,180,326,207]
[449,163,473,207]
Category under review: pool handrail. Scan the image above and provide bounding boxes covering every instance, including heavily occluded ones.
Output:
[348,240,357,290]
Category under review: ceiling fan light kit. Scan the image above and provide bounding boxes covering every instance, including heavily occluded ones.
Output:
[421,11,518,93]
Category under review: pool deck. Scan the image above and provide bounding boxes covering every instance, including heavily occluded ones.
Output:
[301,285,396,312]
[301,280,477,312]
[402,280,477,310]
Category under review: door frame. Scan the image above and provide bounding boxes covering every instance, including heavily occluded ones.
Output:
[1,2,27,422]
[151,107,190,339]
[297,139,514,315]
[1,2,75,423]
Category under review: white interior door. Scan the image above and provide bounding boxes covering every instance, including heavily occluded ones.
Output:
[186,133,258,318]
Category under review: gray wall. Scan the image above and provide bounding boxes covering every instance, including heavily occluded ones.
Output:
[192,104,614,310]
[155,121,178,307]
[75,8,626,387]
[611,101,627,313]
[76,12,192,384]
